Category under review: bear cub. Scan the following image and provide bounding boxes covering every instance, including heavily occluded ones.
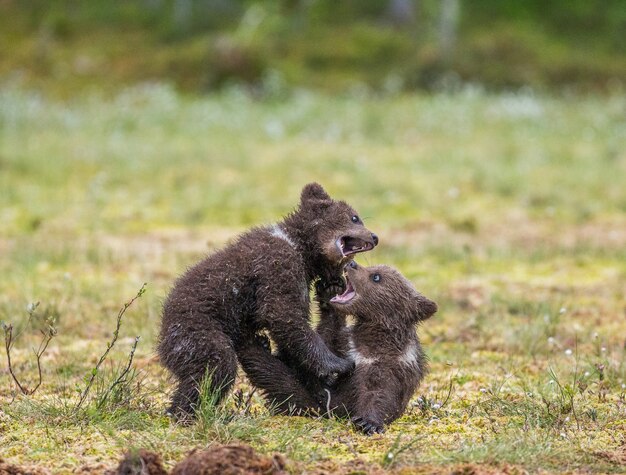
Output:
[239,261,437,434]
[157,183,378,417]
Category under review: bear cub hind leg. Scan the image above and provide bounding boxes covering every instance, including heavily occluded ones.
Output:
[160,326,238,419]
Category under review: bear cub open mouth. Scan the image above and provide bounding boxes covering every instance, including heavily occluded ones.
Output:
[330,272,356,304]
[337,236,375,257]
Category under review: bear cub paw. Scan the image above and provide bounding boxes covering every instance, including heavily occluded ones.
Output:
[254,332,272,352]
[319,354,354,387]
[352,416,385,435]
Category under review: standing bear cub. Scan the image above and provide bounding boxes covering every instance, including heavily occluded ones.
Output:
[239,261,437,434]
[157,183,378,417]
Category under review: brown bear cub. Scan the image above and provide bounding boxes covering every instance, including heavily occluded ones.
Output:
[157,183,378,417]
[239,261,437,435]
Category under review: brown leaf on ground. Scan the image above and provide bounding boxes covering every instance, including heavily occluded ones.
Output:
[170,444,287,475]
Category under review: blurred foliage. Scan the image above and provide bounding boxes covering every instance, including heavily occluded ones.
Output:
[0,0,624,94]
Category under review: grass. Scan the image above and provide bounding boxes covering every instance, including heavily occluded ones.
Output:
[1,83,625,473]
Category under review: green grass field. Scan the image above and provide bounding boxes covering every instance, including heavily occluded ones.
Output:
[1,84,625,473]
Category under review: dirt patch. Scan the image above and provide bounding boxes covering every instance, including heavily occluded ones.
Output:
[448,281,490,311]
[447,464,526,475]
[384,218,626,253]
[309,458,388,474]
[594,443,626,466]
[74,463,116,474]
[308,461,532,475]
[0,458,50,475]
[108,449,167,475]
[171,444,286,475]
[97,228,238,260]
[108,444,286,475]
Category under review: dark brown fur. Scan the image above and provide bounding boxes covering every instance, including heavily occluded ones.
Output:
[157,183,378,417]
[239,262,437,434]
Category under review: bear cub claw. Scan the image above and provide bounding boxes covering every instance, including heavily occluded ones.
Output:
[253,333,272,352]
[352,416,385,435]
[320,371,340,388]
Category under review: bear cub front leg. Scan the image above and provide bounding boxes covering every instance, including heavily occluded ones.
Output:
[258,286,353,385]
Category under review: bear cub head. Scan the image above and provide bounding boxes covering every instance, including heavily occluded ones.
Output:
[293,183,378,265]
[330,261,437,324]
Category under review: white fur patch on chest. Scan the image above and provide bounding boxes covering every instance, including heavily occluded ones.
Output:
[399,342,420,368]
[348,336,378,366]
[270,224,296,248]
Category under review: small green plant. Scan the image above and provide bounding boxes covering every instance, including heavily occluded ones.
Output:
[94,342,142,410]
[73,283,146,413]
[192,371,267,446]
[414,372,455,416]
[194,370,233,429]
[382,434,424,468]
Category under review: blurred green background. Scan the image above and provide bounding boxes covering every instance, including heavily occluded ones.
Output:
[1,0,625,95]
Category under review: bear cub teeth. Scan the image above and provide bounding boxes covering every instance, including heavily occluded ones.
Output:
[338,237,374,257]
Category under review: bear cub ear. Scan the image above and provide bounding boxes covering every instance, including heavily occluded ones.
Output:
[300,182,332,207]
[413,295,438,322]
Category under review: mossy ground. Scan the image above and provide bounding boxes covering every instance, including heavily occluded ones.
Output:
[1,85,625,474]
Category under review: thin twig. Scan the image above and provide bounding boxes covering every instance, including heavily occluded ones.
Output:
[3,320,56,396]
[4,324,27,395]
[96,335,141,409]
[13,302,39,342]
[440,374,455,408]
[30,326,56,394]
[571,336,581,430]
[74,283,147,412]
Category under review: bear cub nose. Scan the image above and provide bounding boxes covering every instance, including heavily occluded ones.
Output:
[371,233,379,246]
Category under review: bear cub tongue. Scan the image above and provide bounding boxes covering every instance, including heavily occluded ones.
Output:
[330,279,356,304]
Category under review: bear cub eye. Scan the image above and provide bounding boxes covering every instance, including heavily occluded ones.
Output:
[351,215,360,224]
[371,273,381,283]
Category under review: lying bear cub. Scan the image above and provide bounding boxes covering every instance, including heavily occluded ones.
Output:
[239,261,437,434]
[157,183,378,417]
